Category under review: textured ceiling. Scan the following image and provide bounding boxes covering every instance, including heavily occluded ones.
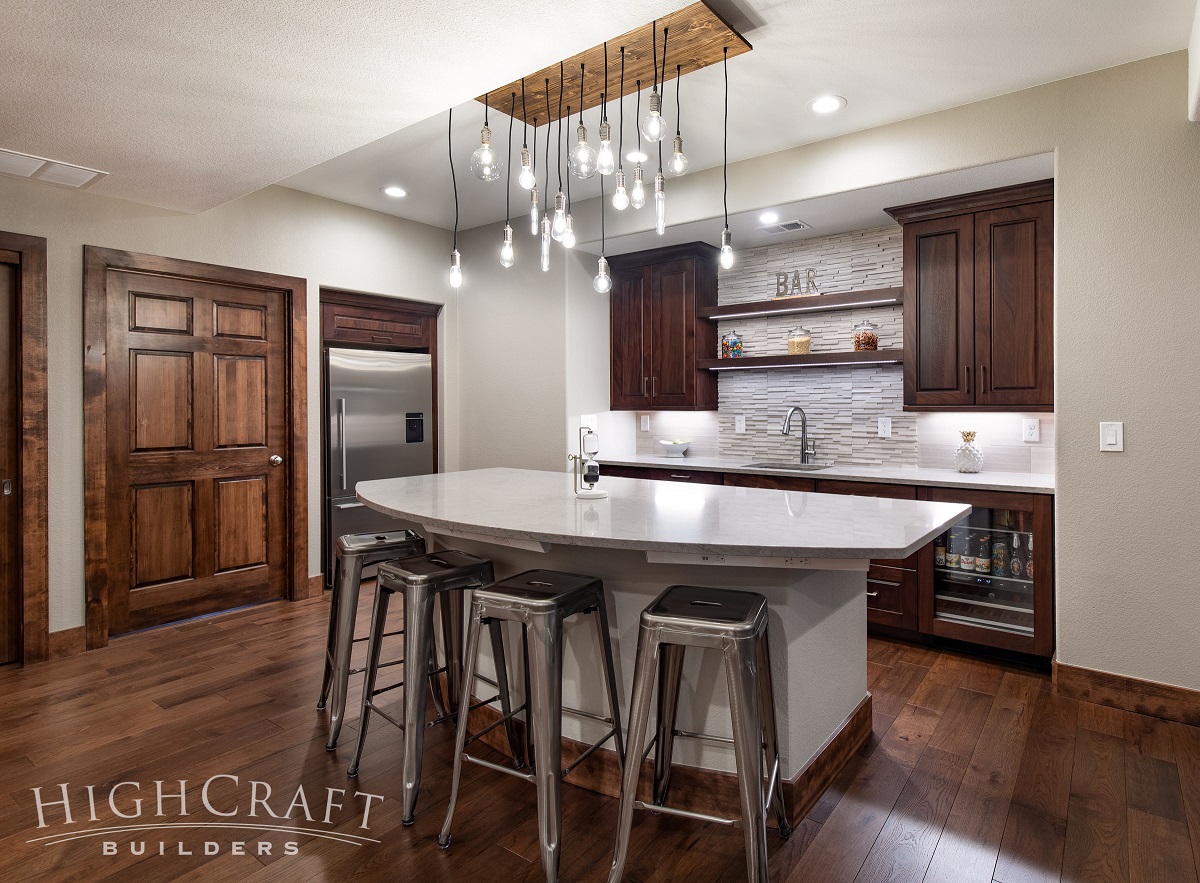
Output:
[1,1,1193,217]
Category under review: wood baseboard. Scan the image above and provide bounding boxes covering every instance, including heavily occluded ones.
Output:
[465,690,872,828]
[46,626,87,661]
[294,573,324,601]
[1053,659,1200,727]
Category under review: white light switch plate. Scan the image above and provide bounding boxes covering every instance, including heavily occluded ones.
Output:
[1022,419,1040,442]
[734,415,746,434]
[877,417,892,438]
[1099,421,1124,452]
[640,415,650,431]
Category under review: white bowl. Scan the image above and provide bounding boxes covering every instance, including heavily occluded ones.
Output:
[659,440,690,458]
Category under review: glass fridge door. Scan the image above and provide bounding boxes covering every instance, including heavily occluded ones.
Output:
[930,507,1036,637]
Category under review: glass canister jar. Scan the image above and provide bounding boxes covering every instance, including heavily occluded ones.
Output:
[721,330,744,359]
[853,319,879,351]
[787,326,812,355]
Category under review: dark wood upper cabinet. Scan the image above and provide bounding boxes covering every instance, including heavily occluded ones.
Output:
[887,180,1054,411]
[608,243,718,411]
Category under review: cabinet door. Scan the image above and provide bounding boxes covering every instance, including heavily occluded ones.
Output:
[610,267,651,409]
[903,215,976,407]
[975,201,1054,407]
[723,473,815,492]
[646,468,724,485]
[648,258,696,408]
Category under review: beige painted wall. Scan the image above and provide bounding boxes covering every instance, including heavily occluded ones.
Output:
[0,179,455,632]
[469,52,1200,690]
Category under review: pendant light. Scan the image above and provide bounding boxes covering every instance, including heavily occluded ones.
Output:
[612,48,630,210]
[518,79,536,190]
[569,64,597,179]
[551,64,568,241]
[594,169,612,293]
[597,43,615,176]
[653,33,668,234]
[541,80,552,271]
[668,64,689,176]
[563,105,576,248]
[500,92,516,268]
[640,21,666,143]
[719,47,734,270]
[470,93,503,182]
[447,108,463,288]
[630,81,646,210]
[529,114,540,234]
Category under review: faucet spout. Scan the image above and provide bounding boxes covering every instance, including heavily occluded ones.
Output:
[781,406,813,464]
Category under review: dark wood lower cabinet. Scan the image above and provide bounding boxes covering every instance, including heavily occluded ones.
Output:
[598,464,1054,657]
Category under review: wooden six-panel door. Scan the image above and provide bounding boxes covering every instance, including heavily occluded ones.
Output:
[0,253,17,661]
[104,272,289,633]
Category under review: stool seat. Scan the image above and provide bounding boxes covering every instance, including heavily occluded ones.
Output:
[645,584,767,632]
[379,549,493,587]
[319,529,425,750]
[477,569,603,614]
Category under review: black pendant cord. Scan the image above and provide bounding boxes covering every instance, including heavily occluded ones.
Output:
[651,20,657,92]
[543,78,551,212]
[602,42,608,123]
[531,115,537,181]
[483,92,489,128]
[599,162,606,255]
[618,48,626,171]
[675,64,682,136]
[448,108,458,250]
[557,61,564,192]
[658,129,663,173]
[578,64,585,126]
[661,28,669,91]
[521,79,528,149]
[506,92,515,223]
[722,47,729,230]
[566,105,572,212]
[635,81,642,153]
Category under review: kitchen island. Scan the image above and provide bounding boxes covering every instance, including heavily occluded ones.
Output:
[357,467,969,816]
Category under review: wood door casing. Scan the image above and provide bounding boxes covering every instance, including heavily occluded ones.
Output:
[649,257,696,408]
[84,248,307,648]
[609,267,651,409]
[975,201,1054,406]
[903,215,975,407]
[0,259,17,662]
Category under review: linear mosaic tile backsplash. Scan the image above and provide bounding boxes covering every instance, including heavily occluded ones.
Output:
[631,224,1055,473]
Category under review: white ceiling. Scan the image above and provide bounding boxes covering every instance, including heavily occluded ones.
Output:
[0,1,1193,217]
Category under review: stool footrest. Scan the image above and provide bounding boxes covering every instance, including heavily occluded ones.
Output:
[673,728,735,746]
[464,752,537,783]
[463,702,527,745]
[562,728,618,779]
[562,705,614,725]
[368,678,406,699]
[634,800,738,827]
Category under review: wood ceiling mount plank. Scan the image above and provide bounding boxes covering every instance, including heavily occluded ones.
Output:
[478,1,751,126]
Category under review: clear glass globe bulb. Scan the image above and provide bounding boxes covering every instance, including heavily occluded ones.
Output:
[593,256,612,293]
[668,135,688,176]
[470,127,503,182]
[570,125,597,179]
[640,91,666,143]
[518,148,535,189]
[597,121,615,175]
[630,167,646,210]
[499,225,514,268]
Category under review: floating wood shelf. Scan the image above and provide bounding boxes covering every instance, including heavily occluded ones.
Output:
[699,350,904,371]
[480,2,752,126]
[698,287,904,321]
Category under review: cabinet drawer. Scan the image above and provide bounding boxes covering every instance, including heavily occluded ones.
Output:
[322,303,429,347]
[601,465,653,480]
[647,468,724,485]
[723,473,815,492]
[814,480,918,500]
[866,564,917,628]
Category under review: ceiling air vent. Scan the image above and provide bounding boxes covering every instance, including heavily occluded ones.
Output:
[754,219,810,235]
[0,147,107,189]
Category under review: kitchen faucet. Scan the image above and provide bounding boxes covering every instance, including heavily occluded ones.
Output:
[781,406,817,464]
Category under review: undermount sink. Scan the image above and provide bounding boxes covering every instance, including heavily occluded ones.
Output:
[741,461,833,472]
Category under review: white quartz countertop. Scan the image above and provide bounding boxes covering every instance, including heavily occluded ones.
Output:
[357,467,971,559]
[598,454,1055,495]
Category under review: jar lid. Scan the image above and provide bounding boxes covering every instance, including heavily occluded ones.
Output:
[853,319,878,330]
[792,325,811,335]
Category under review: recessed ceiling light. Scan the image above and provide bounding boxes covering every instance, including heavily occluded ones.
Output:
[626,150,648,164]
[809,95,847,114]
[381,185,407,198]
[759,211,779,224]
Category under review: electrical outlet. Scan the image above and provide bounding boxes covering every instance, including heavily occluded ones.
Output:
[734,415,746,434]
[640,415,650,432]
[1099,421,1124,452]
[1022,419,1040,442]
[877,417,892,438]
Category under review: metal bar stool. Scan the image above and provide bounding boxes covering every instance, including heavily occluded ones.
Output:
[439,569,626,883]
[607,585,791,883]
[318,529,428,751]
[347,549,523,826]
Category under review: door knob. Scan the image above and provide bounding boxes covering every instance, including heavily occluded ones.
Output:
[269,455,283,466]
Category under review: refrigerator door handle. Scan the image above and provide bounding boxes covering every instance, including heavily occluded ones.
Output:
[334,501,365,509]
[337,398,348,491]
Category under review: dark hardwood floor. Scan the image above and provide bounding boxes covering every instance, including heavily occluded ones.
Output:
[2,592,1199,881]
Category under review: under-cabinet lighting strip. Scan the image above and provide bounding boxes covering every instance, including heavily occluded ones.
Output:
[711,297,901,319]
[708,358,903,371]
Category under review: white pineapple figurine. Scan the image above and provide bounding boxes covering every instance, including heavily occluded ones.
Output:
[954,430,984,473]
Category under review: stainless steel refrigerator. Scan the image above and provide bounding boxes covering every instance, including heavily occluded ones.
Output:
[324,348,434,584]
